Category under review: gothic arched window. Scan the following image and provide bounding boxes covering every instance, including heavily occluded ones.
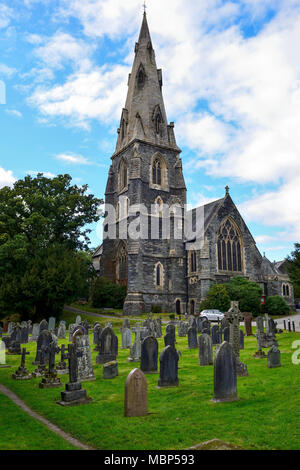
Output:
[119,159,128,191]
[189,251,197,273]
[117,242,128,286]
[155,262,164,288]
[152,159,161,185]
[155,114,162,135]
[217,219,243,273]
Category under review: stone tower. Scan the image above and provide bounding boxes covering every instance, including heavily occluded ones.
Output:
[100,12,187,315]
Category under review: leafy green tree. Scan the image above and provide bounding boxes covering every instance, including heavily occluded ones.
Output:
[90,277,127,310]
[265,296,290,315]
[286,243,300,298]
[200,284,231,312]
[226,277,263,315]
[0,174,102,321]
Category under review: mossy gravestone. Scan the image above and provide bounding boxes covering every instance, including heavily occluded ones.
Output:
[96,326,118,364]
[268,346,281,368]
[124,368,148,417]
[212,342,238,403]
[73,329,95,382]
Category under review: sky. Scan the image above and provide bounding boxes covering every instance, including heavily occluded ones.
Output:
[0,0,300,261]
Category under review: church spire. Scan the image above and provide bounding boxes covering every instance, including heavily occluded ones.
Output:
[114,12,180,155]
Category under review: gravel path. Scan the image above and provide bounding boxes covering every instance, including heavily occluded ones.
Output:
[0,384,95,451]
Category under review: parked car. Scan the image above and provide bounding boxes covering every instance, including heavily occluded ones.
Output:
[200,309,225,322]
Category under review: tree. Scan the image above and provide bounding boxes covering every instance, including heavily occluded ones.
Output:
[200,284,231,312]
[265,296,290,316]
[286,243,300,298]
[0,174,102,321]
[89,277,127,310]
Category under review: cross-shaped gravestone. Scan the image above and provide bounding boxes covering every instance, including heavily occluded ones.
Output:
[226,302,244,359]
[65,343,83,384]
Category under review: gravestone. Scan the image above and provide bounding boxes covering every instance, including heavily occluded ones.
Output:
[268,346,281,368]
[164,332,175,348]
[124,368,148,417]
[243,313,253,336]
[239,330,245,350]
[57,322,66,339]
[57,343,92,406]
[140,336,158,374]
[128,324,142,362]
[32,345,48,378]
[202,320,211,336]
[8,322,15,336]
[177,321,186,337]
[39,319,48,333]
[222,326,229,343]
[33,330,56,365]
[56,344,69,375]
[198,334,213,366]
[103,361,118,379]
[211,325,221,346]
[158,346,179,388]
[166,324,176,344]
[187,326,197,349]
[30,324,40,342]
[227,302,248,377]
[39,341,62,389]
[73,329,95,382]
[212,342,238,403]
[93,324,103,351]
[20,323,29,344]
[96,326,118,364]
[154,318,162,338]
[121,327,132,349]
[11,324,22,344]
[69,323,78,341]
[0,340,10,368]
[12,348,32,380]
[81,320,89,335]
[48,317,56,331]
[76,315,82,325]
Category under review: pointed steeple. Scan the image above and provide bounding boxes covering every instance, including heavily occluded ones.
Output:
[114,13,180,155]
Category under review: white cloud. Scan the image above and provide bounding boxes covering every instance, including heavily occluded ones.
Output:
[6,109,23,118]
[0,4,13,29]
[0,63,16,77]
[0,167,15,188]
[55,153,91,165]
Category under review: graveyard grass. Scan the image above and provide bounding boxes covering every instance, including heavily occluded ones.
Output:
[0,325,299,450]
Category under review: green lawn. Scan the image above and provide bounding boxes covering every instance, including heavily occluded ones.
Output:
[0,321,299,450]
[0,390,77,450]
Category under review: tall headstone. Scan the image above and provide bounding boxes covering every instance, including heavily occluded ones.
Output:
[48,317,56,331]
[243,313,253,336]
[187,326,197,349]
[0,340,10,368]
[124,369,148,417]
[227,302,248,377]
[158,346,179,388]
[96,326,118,364]
[73,329,95,382]
[239,330,245,350]
[57,343,92,406]
[33,330,56,365]
[164,332,175,348]
[30,324,40,342]
[128,324,142,362]
[198,334,213,366]
[39,341,62,389]
[212,342,238,403]
[57,322,66,339]
[140,336,158,374]
[121,328,132,349]
[211,325,221,346]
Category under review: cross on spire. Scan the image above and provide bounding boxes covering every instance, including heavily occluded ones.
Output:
[143,1,147,14]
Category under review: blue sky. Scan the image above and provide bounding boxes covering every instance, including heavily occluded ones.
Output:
[1,0,300,260]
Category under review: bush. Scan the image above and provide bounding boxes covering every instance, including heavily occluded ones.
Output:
[89,277,127,310]
[152,305,162,314]
[169,313,175,320]
[265,296,290,315]
[200,284,231,312]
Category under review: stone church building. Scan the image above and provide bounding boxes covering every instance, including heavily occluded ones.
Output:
[93,13,294,315]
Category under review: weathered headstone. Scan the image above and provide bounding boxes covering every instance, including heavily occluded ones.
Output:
[158,346,179,388]
[73,329,95,382]
[56,344,69,375]
[226,302,248,377]
[121,327,132,349]
[124,368,148,417]
[212,342,238,403]
[243,313,253,336]
[20,323,29,344]
[76,315,82,325]
[30,323,40,342]
[198,334,213,366]
[57,322,66,339]
[140,336,158,374]
[69,323,78,341]
[128,324,142,362]
[187,326,197,349]
[96,326,118,364]
[239,330,245,350]
[39,341,62,389]
[33,330,55,365]
[164,332,175,348]
[0,340,10,368]
[268,345,281,368]
[39,319,48,333]
[48,317,56,332]
[57,343,92,406]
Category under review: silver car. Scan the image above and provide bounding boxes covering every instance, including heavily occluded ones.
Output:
[200,309,225,322]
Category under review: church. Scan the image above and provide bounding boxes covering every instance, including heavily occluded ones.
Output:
[93,12,294,315]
